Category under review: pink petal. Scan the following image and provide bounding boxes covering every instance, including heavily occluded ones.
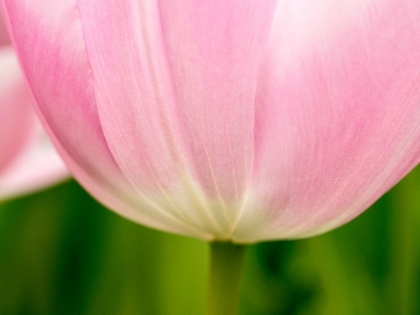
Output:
[4,0,420,243]
[2,1,219,238]
[76,0,278,230]
[233,0,420,241]
[0,47,33,174]
[0,47,69,200]
[0,120,69,200]
[0,11,10,46]
[3,0,279,239]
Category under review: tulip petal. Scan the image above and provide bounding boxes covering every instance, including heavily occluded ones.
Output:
[53,0,278,236]
[0,47,33,174]
[0,11,9,46]
[4,0,256,239]
[234,0,420,241]
[0,121,70,200]
[5,0,275,238]
[0,47,68,200]
[6,0,420,243]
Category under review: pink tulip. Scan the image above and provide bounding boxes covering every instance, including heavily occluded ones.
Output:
[3,0,420,242]
[0,13,68,201]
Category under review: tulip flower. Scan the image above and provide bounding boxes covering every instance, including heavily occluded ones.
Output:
[0,13,68,201]
[4,0,420,241]
[3,0,420,313]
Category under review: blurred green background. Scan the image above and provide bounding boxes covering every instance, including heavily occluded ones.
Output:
[0,166,419,315]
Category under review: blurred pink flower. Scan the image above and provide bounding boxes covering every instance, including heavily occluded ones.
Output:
[0,13,68,201]
[3,0,420,242]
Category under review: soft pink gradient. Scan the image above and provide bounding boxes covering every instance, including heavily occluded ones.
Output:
[0,12,8,46]
[0,26,68,201]
[3,0,420,242]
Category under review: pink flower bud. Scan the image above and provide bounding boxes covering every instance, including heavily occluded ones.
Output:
[3,0,420,242]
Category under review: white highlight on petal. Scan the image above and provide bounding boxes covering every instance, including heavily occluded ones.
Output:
[0,119,69,201]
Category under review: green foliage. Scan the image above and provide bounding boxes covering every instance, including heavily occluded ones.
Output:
[0,166,419,314]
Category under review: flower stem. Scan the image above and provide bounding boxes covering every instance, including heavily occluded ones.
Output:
[206,241,247,315]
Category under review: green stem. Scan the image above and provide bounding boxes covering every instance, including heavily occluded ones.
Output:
[206,242,247,315]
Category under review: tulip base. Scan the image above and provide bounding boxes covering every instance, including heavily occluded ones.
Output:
[206,241,247,315]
